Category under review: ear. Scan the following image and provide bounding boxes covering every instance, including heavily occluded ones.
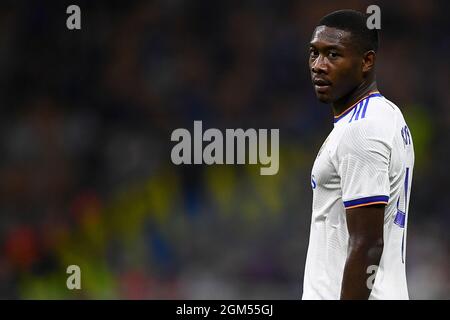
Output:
[362,50,376,73]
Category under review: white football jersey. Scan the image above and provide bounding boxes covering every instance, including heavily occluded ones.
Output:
[302,91,414,300]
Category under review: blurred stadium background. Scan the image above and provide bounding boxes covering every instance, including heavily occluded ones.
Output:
[0,0,448,299]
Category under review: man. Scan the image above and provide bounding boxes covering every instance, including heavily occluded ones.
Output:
[302,9,415,300]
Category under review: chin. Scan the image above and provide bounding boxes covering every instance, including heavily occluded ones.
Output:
[315,92,332,103]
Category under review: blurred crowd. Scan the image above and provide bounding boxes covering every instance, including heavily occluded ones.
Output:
[0,0,449,299]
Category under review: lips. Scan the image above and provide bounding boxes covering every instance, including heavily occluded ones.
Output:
[313,78,332,86]
[313,78,332,93]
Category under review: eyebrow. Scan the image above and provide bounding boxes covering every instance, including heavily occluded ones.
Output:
[309,43,345,51]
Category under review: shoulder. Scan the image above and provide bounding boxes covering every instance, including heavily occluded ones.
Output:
[346,94,398,125]
[345,95,398,136]
[336,96,398,157]
[367,95,400,120]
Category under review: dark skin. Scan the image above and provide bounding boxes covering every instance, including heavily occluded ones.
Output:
[309,26,378,115]
[341,205,384,299]
[309,26,384,300]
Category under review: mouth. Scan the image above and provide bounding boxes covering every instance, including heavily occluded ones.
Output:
[313,78,332,92]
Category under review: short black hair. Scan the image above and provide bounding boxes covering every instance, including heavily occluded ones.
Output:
[317,9,379,53]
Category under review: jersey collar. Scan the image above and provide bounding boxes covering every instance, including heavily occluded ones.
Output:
[333,91,382,124]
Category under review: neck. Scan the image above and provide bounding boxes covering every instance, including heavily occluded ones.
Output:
[332,79,378,117]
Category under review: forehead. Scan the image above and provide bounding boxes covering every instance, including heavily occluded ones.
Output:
[310,26,352,49]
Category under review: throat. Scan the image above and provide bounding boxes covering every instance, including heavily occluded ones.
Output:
[332,82,378,117]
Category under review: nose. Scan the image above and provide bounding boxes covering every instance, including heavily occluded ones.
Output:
[311,55,327,74]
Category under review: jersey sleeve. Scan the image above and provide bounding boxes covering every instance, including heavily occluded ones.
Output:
[336,119,393,209]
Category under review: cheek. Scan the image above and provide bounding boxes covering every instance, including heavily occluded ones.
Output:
[334,62,360,88]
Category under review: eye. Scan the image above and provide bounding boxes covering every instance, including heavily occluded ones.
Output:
[328,51,339,58]
[309,48,318,58]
